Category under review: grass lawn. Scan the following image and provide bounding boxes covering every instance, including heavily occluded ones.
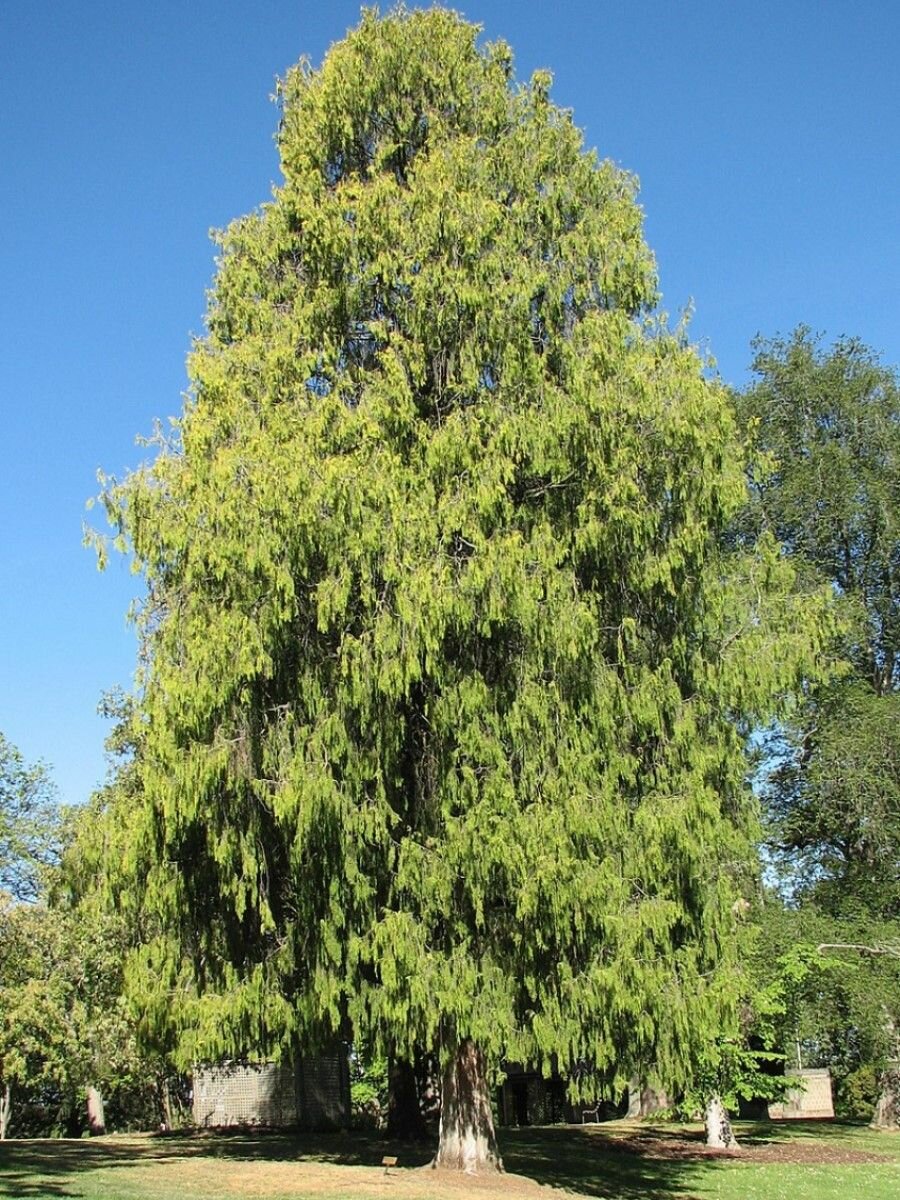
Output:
[0,1120,897,1200]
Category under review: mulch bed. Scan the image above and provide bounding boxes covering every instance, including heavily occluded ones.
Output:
[606,1131,893,1165]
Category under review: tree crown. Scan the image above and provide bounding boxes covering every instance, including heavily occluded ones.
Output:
[96,8,830,1088]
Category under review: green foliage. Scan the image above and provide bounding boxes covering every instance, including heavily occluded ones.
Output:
[349,1050,388,1127]
[96,8,831,1091]
[775,685,900,920]
[0,894,164,1136]
[737,327,900,694]
[0,734,62,902]
[736,329,900,1110]
[681,1041,787,1117]
[749,899,900,1113]
[835,1064,880,1120]
[0,720,182,1137]
[682,918,836,1118]
[739,328,900,904]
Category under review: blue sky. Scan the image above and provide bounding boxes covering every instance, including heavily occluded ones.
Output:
[2,1,898,806]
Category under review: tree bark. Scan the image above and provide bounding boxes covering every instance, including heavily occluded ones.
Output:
[627,1075,669,1118]
[157,1075,173,1131]
[415,1050,441,1125]
[432,1039,502,1173]
[871,1064,900,1130]
[86,1086,106,1136]
[0,1083,10,1141]
[387,1054,426,1140]
[705,1094,738,1149]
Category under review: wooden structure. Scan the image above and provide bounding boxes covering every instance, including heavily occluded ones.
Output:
[192,1050,350,1129]
[497,1063,613,1126]
[768,1068,834,1119]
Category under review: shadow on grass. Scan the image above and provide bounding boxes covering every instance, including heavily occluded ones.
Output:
[500,1125,706,1199]
[0,1129,435,1198]
[0,1120,888,1199]
[0,1126,699,1200]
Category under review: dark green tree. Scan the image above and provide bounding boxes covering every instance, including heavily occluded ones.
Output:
[96,10,829,1170]
[738,327,900,695]
[781,686,900,921]
[736,328,900,1126]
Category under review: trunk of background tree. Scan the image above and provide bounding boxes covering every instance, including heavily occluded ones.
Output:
[0,1083,11,1140]
[705,1094,738,1149]
[387,1055,427,1140]
[157,1075,173,1131]
[871,1015,900,1130]
[626,1076,670,1118]
[871,1064,900,1130]
[415,1050,442,1125]
[432,1039,502,1173]
[86,1086,106,1136]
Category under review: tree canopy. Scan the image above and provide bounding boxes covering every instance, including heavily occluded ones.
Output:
[738,329,900,918]
[738,327,900,694]
[736,328,900,1127]
[0,733,61,903]
[96,8,830,1167]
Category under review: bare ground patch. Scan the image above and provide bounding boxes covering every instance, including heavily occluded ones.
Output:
[601,1131,891,1166]
[579,1121,896,1166]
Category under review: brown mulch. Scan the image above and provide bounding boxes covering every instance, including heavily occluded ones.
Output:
[604,1130,892,1165]
[737,1138,892,1165]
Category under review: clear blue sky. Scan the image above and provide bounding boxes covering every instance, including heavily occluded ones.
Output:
[2,1,898,806]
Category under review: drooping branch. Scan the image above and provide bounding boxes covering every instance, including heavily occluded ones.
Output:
[817,941,900,958]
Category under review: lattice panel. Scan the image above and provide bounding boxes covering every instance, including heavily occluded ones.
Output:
[193,1062,297,1127]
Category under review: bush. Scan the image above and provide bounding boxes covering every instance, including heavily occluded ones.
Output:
[834,1065,879,1120]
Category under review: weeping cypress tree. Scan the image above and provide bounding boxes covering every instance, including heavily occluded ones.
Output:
[98,8,831,1171]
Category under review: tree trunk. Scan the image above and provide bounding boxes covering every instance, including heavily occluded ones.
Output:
[432,1039,502,1173]
[705,1094,738,1149]
[0,1083,10,1141]
[86,1086,106,1136]
[416,1050,442,1125]
[387,1055,426,1140]
[871,1064,900,1130]
[158,1075,173,1131]
[627,1075,670,1118]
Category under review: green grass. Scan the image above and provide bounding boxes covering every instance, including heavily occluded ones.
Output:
[0,1120,897,1200]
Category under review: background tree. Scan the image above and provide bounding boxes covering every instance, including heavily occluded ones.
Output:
[97,9,830,1171]
[682,914,809,1148]
[0,888,164,1139]
[736,328,900,1125]
[0,715,183,1140]
[0,734,62,903]
[58,693,188,1134]
[737,327,900,696]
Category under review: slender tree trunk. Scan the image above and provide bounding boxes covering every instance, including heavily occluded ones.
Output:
[871,1064,900,1130]
[871,1014,900,1130]
[705,1094,738,1149]
[158,1075,173,1131]
[0,1083,11,1141]
[86,1087,106,1136]
[387,1055,426,1140]
[432,1039,502,1173]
